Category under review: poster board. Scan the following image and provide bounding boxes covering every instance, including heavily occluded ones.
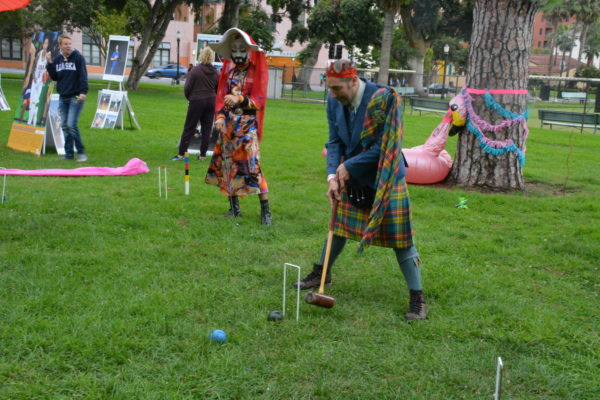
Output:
[91,89,139,130]
[196,33,223,65]
[7,31,60,155]
[0,74,10,111]
[92,90,123,129]
[102,36,130,82]
[44,94,65,155]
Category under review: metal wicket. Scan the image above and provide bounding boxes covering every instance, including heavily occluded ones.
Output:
[158,165,168,199]
[494,357,503,400]
[282,263,302,321]
[0,168,6,204]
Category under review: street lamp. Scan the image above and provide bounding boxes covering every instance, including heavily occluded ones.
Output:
[442,44,450,99]
[176,30,181,85]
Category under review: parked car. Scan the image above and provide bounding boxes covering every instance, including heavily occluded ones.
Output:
[145,64,188,79]
[426,83,456,94]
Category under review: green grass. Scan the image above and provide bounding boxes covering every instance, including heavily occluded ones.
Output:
[1,78,599,399]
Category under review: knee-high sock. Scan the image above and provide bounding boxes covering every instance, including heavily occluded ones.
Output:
[318,234,347,270]
[394,245,423,291]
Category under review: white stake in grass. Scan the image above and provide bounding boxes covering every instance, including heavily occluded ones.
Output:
[158,165,168,199]
[283,263,302,321]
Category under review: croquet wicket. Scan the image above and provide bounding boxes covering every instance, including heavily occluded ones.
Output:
[1,168,6,204]
[282,263,302,321]
[158,165,168,199]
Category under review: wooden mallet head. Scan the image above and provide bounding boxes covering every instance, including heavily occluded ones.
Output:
[304,292,335,308]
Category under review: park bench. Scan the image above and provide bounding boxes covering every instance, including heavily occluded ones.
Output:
[538,109,600,133]
[560,92,587,103]
[410,97,449,115]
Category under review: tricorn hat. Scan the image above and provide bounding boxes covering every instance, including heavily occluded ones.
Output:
[208,28,261,60]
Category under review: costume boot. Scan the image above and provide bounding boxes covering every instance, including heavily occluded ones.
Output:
[224,196,242,217]
[292,264,332,290]
[260,199,272,225]
[405,290,427,321]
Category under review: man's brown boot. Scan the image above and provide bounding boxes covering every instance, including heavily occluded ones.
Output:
[292,264,331,290]
[405,290,427,321]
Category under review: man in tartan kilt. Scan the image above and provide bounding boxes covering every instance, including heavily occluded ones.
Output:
[294,60,427,321]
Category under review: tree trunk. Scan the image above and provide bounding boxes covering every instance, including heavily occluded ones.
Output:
[407,40,427,96]
[565,23,579,78]
[450,0,537,191]
[577,24,589,66]
[377,8,396,85]
[298,39,322,92]
[548,19,559,75]
[126,1,179,90]
[219,0,242,32]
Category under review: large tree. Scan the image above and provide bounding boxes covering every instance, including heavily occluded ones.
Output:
[450,0,538,190]
[125,0,204,90]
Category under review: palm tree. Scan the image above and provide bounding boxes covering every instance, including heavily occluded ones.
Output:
[542,2,569,75]
[583,21,600,66]
[377,0,401,85]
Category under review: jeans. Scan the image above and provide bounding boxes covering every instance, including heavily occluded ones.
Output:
[59,96,85,159]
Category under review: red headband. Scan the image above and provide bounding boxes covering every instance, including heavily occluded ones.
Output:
[326,60,356,78]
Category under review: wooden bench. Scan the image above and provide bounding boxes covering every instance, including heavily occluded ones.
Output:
[560,92,587,103]
[538,110,600,133]
[409,97,449,115]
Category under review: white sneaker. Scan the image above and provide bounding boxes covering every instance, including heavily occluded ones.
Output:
[77,154,88,162]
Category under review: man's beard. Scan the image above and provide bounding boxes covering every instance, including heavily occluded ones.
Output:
[233,56,248,66]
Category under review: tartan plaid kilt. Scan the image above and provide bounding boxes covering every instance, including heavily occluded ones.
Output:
[334,178,414,249]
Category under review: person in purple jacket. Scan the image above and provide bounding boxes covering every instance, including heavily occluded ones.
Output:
[171,47,219,161]
[46,33,88,162]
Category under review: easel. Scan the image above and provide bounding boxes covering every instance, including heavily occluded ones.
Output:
[105,81,140,130]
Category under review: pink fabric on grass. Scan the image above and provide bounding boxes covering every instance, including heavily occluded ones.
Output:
[0,158,149,177]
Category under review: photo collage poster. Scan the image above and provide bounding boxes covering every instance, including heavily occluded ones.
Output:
[44,94,65,154]
[0,74,10,111]
[7,31,60,155]
[102,36,130,82]
[92,90,124,129]
[196,33,224,65]
[13,31,60,127]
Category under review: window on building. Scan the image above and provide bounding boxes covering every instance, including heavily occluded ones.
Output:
[153,42,171,66]
[328,44,343,60]
[126,40,134,68]
[537,41,541,48]
[539,28,543,35]
[1,37,22,60]
[82,34,101,65]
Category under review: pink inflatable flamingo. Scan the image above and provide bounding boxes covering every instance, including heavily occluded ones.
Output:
[404,95,467,184]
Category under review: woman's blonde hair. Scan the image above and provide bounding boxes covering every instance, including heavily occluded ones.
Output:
[58,33,72,45]
[199,47,215,65]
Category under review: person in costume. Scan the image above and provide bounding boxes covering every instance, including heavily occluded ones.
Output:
[294,60,427,321]
[205,28,272,225]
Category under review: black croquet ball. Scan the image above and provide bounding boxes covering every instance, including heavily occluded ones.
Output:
[267,310,283,322]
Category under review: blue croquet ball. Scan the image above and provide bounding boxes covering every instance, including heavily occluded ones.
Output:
[209,329,227,344]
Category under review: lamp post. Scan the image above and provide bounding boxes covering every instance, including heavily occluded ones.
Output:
[442,44,450,99]
[176,30,181,85]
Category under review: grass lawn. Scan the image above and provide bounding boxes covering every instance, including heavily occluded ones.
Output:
[0,78,599,399]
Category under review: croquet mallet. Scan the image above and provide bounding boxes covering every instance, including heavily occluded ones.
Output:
[304,199,338,308]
